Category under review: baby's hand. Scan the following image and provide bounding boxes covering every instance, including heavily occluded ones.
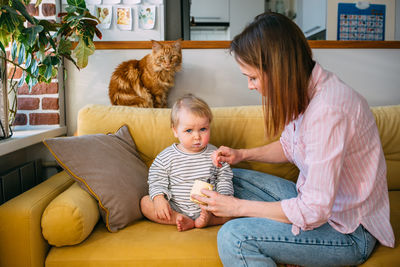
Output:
[153,195,172,221]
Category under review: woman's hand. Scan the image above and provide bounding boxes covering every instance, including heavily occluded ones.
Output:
[191,189,242,218]
[153,195,172,221]
[212,146,244,167]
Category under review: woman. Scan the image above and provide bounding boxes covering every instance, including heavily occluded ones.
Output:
[191,12,394,266]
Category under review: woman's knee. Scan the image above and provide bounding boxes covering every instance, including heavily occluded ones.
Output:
[217,219,243,255]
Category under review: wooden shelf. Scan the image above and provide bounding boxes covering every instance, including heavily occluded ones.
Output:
[90,40,400,50]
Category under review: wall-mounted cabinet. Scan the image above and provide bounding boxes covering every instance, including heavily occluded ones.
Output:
[189,0,264,40]
[191,0,230,23]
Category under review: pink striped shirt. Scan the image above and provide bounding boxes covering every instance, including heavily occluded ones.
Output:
[280,63,394,247]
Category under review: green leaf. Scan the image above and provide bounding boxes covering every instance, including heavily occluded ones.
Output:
[43,55,51,66]
[67,0,86,9]
[44,65,52,80]
[29,77,38,88]
[25,73,30,84]
[17,71,25,87]
[38,19,60,32]
[50,56,60,66]
[65,6,77,13]
[72,38,94,68]
[1,6,20,17]
[84,11,101,23]
[46,32,57,50]
[11,0,35,24]
[1,11,19,33]
[0,42,5,54]
[36,49,45,62]
[0,28,11,48]
[25,53,32,68]
[11,40,18,60]
[51,67,58,78]
[57,38,72,55]
[62,53,79,69]
[56,23,73,38]
[27,76,34,90]
[30,60,38,73]
[38,32,48,48]
[22,25,44,46]
[17,42,25,64]
[35,0,43,7]
[66,13,83,23]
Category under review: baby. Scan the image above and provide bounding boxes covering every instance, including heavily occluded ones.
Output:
[140,94,233,231]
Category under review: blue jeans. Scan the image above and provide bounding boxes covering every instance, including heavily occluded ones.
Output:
[217,169,376,267]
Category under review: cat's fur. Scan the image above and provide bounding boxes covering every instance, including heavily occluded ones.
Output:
[108,39,182,108]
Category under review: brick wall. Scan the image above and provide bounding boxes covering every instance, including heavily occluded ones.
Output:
[7,0,60,129]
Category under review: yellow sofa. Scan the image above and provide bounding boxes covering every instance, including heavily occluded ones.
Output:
[0,104,399,267]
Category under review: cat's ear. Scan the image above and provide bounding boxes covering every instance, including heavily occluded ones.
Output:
[151,40,163,51]
[174,39,182,51]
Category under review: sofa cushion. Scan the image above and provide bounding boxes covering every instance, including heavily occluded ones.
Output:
[44,191,400,267]
[41,183,100,247]
[371,105,400,190]
[77,104,300,181]
[43,125,148,232]
[46,220,222,267]
[359,190,400,266]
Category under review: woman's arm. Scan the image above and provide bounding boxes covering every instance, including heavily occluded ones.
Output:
[193,190,291,224]
[212,140,289,167]
[241,140,289,163]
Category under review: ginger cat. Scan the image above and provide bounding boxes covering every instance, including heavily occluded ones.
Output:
[108,39,182,108]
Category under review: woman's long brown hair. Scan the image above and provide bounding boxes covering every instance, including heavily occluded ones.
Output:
[230,12,315,138]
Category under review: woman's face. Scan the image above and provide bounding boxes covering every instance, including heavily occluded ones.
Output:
[238,62,265,95]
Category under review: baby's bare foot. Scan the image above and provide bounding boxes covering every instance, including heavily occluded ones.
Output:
[194,209,211,228]
[176,214,195,231]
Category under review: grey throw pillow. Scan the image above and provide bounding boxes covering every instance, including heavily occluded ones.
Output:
[44,125,148,232]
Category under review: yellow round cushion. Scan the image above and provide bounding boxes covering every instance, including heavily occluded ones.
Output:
[41,182,100,247]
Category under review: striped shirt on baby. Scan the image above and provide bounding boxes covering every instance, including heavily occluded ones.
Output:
[148,143,233,219]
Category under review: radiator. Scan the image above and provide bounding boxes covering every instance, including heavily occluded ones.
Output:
[0,160,42,204]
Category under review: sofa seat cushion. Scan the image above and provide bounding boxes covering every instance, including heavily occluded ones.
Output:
[46,191,400,267]
[359,190,400,266]
[46,220,222,267]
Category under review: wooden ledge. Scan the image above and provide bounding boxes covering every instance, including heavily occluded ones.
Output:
[91,40,400,50]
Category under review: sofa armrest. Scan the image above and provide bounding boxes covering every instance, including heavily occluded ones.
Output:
[0,171,73,267]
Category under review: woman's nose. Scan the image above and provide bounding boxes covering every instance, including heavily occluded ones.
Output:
[247,79,255,90]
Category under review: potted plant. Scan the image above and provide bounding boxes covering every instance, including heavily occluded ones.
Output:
[0,0,101,139]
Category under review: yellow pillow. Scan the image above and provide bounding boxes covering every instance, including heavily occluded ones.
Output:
[41,182,100,247]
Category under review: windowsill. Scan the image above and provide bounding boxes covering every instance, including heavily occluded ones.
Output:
[0,126,67,157]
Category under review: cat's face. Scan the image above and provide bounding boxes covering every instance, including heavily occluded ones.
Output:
[151,40,182,72]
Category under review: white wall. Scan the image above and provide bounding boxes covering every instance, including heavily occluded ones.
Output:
[229,0,265,39]
[65,48,400,135]
[397,0,400,40]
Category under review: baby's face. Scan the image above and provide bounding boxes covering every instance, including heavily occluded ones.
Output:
[173,110,210,153]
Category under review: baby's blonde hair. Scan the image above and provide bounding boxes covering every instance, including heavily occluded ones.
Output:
[171,94,213,128]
